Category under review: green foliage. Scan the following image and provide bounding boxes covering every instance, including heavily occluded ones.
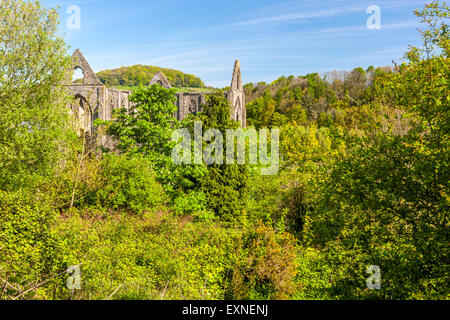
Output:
[97,84,208,203]
[246,168,307,235]
[231,223,299,300]
[172,190,208,217]
[242,2,448,300]
[94,154,166,215]
[189,92,250,221]
[97,64,205,88]
[201,163,248,222]
[293,247,336,300]
[246,89,277,128]
[281,124,344,173]
[52,210,241,300]
[0,190,67,299]
[1,0,448,302]
[0,0,74,191]
[244,73,340,129]
[100,84,178,158]
[301,1,449,299]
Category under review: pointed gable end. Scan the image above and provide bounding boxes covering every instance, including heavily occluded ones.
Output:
[71,49,103,85]
[150,71,171,89]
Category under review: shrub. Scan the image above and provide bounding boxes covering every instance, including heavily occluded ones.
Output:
[231,223,299,300]
[52,210,241,300]
[173,191,208,216]
[94,154,166,214]
[0,190,67,299]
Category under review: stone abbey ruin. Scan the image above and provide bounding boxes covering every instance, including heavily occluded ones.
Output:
[66,50,246,140]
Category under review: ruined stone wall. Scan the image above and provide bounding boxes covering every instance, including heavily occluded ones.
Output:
[104,88,133,120]
[66,84,134,135]
[66,50,246,139]
[175,92,207,121]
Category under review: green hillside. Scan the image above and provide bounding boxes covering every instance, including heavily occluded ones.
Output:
[97,64,206,88]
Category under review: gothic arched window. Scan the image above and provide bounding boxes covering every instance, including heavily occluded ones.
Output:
[188,99,197,115]
[73,67,85,84]
[235,98,241,121]
[72,95,92,135]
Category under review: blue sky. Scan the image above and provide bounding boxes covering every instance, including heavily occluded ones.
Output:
[43,0,428,88]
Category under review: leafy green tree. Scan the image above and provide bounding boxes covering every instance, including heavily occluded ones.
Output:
[0,0,74,298]
[188,92,250,221]
[94,154,166,215]
[98,85,207,200]
[246,89,277,129]
[306,1,449,299]
[101,85,178,158]
[0,0,73,190]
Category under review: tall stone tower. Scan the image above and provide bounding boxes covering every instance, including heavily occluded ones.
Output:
[227,60,246,128]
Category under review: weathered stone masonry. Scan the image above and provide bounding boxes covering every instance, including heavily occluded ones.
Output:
[66,50,246,139]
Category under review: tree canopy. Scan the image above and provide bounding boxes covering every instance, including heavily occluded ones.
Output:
[97,64,205,88]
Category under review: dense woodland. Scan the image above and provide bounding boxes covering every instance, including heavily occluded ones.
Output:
[0,0,448,300]
[97,64,205,88]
